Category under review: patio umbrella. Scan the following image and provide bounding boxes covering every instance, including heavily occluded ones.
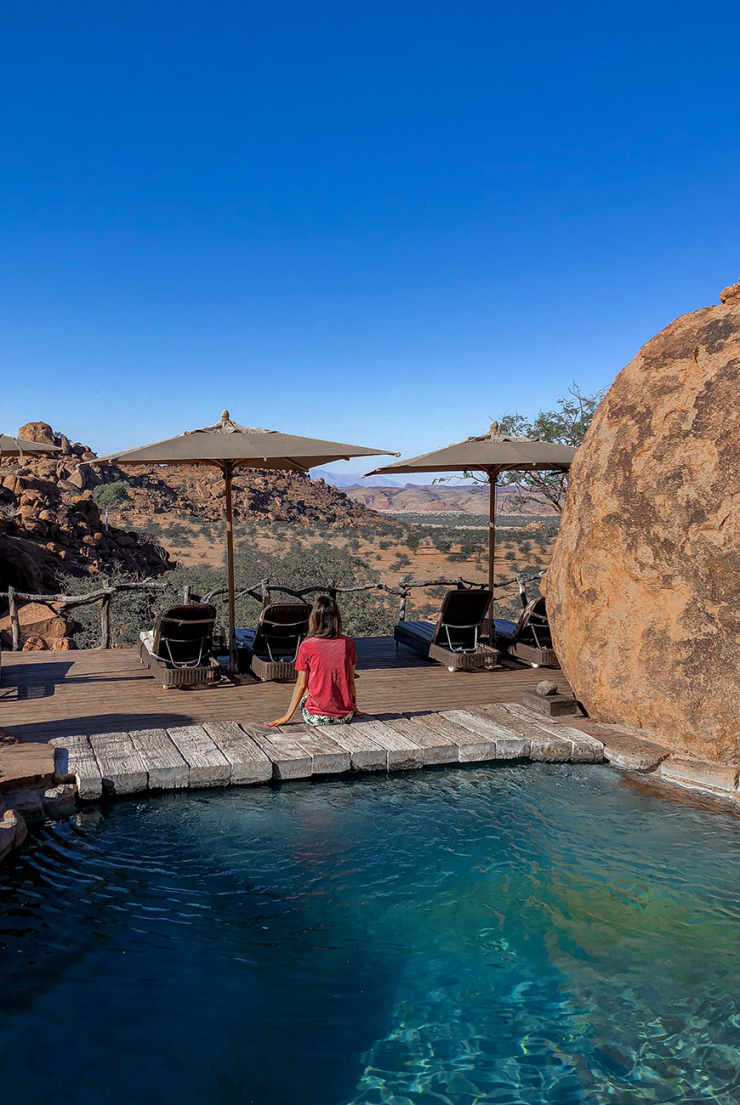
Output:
[92,411,398,672]
[365,421,576,617]
[0,434,61,458]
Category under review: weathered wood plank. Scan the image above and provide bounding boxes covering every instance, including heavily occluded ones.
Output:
[488,704,573,761]
[500,704,605,763]
[416,711,494,763]
[355,717,424,770]
[287,727,352,775]
[130,728,189,789]
[89,731,148,795]
[203,721,272,785]
[243,723,313,780]
[167,725,231,787]
[441,708,531,760]
[438,710,498,759]
[386,716,459,764]
[329,726,387,772]
[49,734,102,800]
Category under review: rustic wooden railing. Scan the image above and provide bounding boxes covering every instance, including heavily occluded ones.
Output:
[0,581,170,651]
[0,570,542,651]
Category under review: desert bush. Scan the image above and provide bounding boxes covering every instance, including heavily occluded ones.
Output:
[93,481,130,511]
[233,541,396,637]
[160,522,194,546]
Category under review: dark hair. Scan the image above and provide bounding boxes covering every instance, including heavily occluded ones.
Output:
[308,594,342,639]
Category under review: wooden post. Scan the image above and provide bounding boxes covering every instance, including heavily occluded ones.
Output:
[182,584,191,605]
[100,590,112,649]
[8,586,20,651]
[224,461,238,675]
[260,578,270,609]
[399,575,410,622]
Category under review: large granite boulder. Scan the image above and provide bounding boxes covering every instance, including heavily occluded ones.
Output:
[17,421,56,445]
[0,600,68,647]
[547,277,740,762]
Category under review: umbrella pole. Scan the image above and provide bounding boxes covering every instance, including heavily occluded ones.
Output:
[224,461,238,675]
[487,468,499,643]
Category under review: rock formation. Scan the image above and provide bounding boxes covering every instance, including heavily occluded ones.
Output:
[0,601,74,651]
[546,276,740,762]
[0,427,170,592]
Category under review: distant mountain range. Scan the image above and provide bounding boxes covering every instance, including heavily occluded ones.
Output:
[343,483,557,516]
[310,468,477,491]
[310,469,404,488]
[309,469,557,514]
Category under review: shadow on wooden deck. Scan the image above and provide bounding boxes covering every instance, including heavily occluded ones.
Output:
[0,636,570,743]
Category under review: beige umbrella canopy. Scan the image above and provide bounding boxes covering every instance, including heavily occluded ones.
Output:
[92,411,398,672]
[0,434,61,458]
[366,421,576,605]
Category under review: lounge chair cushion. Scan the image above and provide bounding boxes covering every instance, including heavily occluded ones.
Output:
[399,620,436,640]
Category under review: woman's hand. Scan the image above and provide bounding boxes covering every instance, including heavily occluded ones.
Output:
[266,716,291,729]
[266,670,307,729]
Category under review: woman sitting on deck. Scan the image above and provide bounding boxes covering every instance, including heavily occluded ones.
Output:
[266,595,359,728]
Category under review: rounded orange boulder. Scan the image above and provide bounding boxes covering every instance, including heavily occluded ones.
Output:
[547,277,740,762]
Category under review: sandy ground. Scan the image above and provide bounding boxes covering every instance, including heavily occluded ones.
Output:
[133,509,554,600]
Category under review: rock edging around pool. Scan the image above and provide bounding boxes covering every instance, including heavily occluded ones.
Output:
[0,740,76,864]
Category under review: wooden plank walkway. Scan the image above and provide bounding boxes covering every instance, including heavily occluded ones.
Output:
[0,637,571,743]
[50,703,607,798]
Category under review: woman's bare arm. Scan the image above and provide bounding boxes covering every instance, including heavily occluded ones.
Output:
[266,670,308,728]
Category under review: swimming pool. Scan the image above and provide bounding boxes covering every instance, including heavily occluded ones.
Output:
[2,764,739,1104]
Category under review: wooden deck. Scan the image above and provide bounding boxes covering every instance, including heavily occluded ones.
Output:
[0,637,570,744]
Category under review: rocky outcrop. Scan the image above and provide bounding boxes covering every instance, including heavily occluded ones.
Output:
[17,421,57,446]
[0,433,170,591]
[547,276,740,762]
[115,464,391,529]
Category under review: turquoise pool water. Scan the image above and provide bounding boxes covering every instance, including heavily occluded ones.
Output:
[1,764,740,1104]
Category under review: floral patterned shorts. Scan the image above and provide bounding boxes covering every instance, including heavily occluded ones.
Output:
[300,695,354,727]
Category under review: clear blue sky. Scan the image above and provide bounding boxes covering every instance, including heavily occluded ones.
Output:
[2,1,739,474]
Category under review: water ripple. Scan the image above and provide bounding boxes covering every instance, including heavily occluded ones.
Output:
[1,766,739,1104]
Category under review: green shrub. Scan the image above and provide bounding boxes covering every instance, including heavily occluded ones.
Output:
[92,481,130,511]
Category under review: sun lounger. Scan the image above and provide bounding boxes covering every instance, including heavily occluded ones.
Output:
[394,587,499,672]
[138,603,221,688]
[236,601,311,681]
[493,596,558,668]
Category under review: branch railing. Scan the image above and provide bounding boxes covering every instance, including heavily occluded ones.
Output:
[0,569,544,651]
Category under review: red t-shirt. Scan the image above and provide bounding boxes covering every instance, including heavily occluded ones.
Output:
[295,635,357,717]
